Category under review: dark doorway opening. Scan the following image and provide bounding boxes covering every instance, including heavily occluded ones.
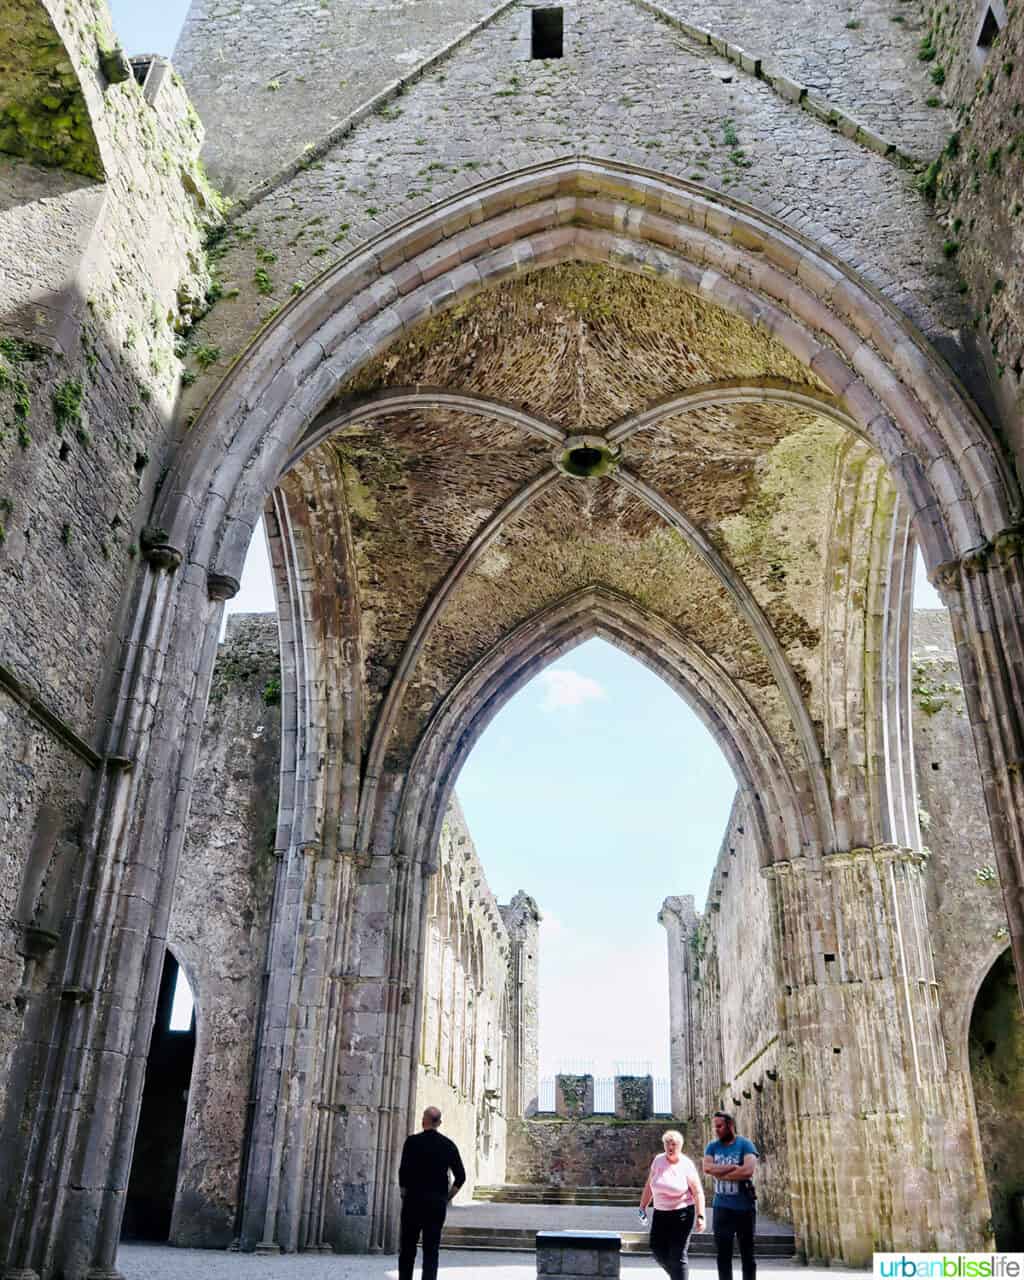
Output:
[968,948,1024,1250]
[122,949,196,1242]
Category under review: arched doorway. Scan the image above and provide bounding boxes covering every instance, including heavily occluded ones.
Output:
[122,950,197,1242]
[969,949,1024,1250]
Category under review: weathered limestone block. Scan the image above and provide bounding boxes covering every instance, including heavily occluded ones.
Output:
[537,1230,621,1277]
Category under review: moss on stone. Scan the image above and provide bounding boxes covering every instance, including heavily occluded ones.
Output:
[0,2,104,179]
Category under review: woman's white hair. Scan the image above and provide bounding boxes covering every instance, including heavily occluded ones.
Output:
[661,1129,684,1145]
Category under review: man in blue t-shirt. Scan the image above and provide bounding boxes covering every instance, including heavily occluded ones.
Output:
[702,1111,758,1280]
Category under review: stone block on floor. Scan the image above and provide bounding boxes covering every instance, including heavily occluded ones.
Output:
[536,1230,621,1276]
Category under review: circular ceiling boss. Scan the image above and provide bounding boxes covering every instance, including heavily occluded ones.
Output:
[554,435,621,479]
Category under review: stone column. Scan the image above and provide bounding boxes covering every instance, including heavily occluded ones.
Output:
[658,895,699,1121]
[765,845,990,1265]
[500,892,541,1117]
[0,555,223,1280]
[936,532,1024,1015]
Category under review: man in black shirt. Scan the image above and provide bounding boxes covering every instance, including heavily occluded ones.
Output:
[398,1106,466,1280]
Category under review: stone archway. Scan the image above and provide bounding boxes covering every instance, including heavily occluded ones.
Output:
[6,157,1023,1279]
[968,948,1024,1250]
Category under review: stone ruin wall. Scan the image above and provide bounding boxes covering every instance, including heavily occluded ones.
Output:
[913,0,1024,458]
[695,795,790,1222]
[415,799,530,1196]
[160,613,532,1236]
[911,608,1023,1249]
[506,1117,672,1189]
[0,5,216,1141]
[670,607,1015,1230]
[166,613,282,1247]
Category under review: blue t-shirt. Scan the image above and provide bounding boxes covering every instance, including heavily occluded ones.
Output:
[704,1136,757,1210]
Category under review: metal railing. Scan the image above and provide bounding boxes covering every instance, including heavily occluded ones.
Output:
[593,1076,615,1113]
[653,1077,672,1115]
[538,1076,556,1111]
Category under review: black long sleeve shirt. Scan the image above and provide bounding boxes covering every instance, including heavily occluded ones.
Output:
[398,1129,466,1202]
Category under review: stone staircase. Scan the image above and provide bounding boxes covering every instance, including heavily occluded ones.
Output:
[473,1184,641,1207]
[442,1186,797,1257]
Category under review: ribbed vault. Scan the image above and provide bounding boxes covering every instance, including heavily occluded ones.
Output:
[270,260,903,864]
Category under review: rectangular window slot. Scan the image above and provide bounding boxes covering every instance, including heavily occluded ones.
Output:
[932,761,940,770]
[823,952,836,963]
[532,7,564,59]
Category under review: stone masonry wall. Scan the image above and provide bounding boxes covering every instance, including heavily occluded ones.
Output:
[163,613,525,1224]
[416,798,515,1195]
[912,0,1024,458]
[173,0,506,197]
[165,613,281,1247]
[176,0,975,427]
[507,1118,676,1189]
[911,608,1011,1057]
[681,609,1015,1232]
[0,3,217,1169]
[693,794,789,1221]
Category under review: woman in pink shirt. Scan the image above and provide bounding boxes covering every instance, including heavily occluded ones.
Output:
[639,1129,706,1280]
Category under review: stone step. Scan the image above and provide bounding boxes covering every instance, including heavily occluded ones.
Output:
[441,1225,797,1257]
[474,1184,643,1206]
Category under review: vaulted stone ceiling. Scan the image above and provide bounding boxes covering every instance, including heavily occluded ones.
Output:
[285,262,868,774]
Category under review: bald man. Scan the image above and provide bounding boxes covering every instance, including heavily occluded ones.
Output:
[397,1106,466,1280]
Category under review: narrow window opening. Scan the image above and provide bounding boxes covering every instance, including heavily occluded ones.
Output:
[824,953,836,963]
[977,6,1001,49]
[932,761,940,771]
[531,7,564,59]
[168,964,195,1032]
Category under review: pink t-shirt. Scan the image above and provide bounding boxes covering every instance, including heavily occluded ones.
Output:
[649,1152,698,1211]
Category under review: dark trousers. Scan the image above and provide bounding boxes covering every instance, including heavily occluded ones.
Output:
[398,1195,447,1280]
[650,1205,696,1280]
[713,1205,756,1280]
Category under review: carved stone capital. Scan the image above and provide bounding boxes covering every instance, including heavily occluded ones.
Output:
[822,843,923,869]
[931,522,1024,593]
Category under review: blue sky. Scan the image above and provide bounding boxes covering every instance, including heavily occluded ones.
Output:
[108,1,189,55]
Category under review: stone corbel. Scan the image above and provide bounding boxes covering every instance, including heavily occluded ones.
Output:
[207,572,241,601]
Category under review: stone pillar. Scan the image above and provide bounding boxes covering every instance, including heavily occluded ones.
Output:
[659,895,699,1121]
[500,891,541,1117]
[555,1074,594,1118]
[936,535,1024,1017]
[0,557,222,1280]
[765,845,991,1265]
[614,1076,653,1120]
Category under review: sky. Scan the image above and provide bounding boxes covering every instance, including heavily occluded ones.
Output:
[107,1,189,56]
[115,0,947,1079]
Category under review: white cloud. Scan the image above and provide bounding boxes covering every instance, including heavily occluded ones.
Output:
[539,668,606,712]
